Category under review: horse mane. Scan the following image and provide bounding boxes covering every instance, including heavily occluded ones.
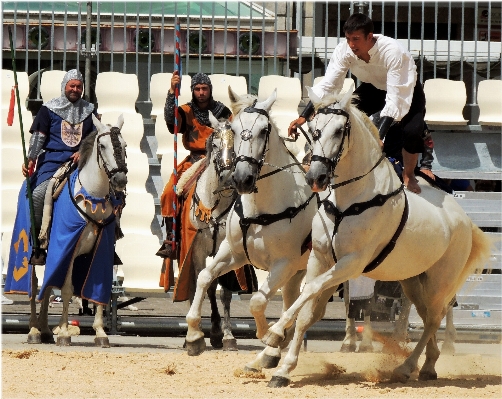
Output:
[314,92,380,142]
[78,130,98,170]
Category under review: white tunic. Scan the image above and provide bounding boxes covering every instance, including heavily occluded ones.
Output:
[312,34,417,122]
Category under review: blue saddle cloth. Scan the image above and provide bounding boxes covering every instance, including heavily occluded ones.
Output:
[5,171,121,305]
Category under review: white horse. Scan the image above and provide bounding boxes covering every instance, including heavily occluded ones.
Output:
[27,114,127,347]
[261,88,491,387]
[176,114,253,350]
[185,88,316,366]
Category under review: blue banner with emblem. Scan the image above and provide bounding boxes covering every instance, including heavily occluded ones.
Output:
[4,181,35,298]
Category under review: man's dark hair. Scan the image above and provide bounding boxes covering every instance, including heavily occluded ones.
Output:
[343,13,374,37]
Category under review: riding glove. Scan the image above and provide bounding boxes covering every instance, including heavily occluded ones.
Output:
[300,101,315,120]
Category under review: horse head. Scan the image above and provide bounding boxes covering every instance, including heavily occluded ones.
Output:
[305,86,353,192]
[228,86,276,194]
[90,114,128,192]
[207,111,235,191]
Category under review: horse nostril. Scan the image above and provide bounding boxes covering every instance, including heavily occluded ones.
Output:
[244,175,254,188]
[318,174,327,185]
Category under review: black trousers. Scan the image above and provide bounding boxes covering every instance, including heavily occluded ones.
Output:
[353,82,426,159]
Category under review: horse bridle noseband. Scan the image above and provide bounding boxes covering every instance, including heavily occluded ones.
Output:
[232,101,272,177]
[96,127,128,179]
[309,107,351,177]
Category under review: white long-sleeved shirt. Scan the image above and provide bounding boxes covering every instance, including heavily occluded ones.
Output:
[311,34,417,121]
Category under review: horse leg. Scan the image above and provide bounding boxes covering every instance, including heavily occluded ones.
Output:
[56,270,75,346]
[340,281,357,352]
[441,304,456,354]
[390,276,441,382]
[383,289,411,354]
[220,286,238,351]
[263,253,356,349]
[207,279,223,349]
[250,259,301,340]
[186,241,239,356]
[27,271,42,343]
[358,313,374,352]
[268,287,336,387]
[93,304,110,347]
[37,289,54,343]
[254,270,306,370]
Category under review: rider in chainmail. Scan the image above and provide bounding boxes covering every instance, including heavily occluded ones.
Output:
[23,69,97,262]
[157,72,232,260]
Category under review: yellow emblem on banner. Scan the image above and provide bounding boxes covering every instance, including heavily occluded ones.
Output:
[12,229,29,281]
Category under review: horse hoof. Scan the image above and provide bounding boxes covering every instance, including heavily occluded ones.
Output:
[56,336,71,346]
[41,332,55,344]
[261,354,281,369]
[358,344,374,353]
[418,371,437,381]
[222,338,238,351]
[27,334,41,344]
[244,365,261,373]
[94,337,110,348]
[340,343,357,353]
[186,337,206,356]
[441,343,455,355]
[210,333,224,349]
[267,375,290,388]
[390,371,409,383]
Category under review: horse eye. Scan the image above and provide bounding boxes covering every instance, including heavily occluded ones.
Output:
[261,128,268,135]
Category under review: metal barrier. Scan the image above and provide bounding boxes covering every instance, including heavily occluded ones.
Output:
[2,1,500,117]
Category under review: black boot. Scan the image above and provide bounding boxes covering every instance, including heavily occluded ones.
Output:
[30,248,47,265]
[155,218,178,259]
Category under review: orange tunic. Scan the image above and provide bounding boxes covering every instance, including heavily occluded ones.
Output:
[160,103,216,218]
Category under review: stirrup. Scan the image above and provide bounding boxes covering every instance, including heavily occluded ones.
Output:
[155,240,177,259]
[30,248,47,265]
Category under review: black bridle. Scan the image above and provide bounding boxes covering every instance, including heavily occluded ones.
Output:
[309,106,351,178]
[96,127,128,179]
[232,101,272,177]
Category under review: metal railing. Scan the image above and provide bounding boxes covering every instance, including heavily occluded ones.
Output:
[1,1,501,116]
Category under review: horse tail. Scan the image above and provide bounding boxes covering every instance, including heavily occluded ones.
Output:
[458,223,493,285]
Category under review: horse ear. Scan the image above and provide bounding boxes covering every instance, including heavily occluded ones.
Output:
[228,85,240,104]
[259,88,277,111]
[339,84,354,110]
[306,86,322,107]
[92,113,106,131]
[208,111,219,128]
[115,114,125,130]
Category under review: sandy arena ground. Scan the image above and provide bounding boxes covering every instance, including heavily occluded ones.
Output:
[2,334,501,399]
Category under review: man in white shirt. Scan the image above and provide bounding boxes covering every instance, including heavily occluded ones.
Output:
[289,13,426,194]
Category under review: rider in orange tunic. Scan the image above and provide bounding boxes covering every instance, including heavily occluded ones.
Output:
[158,72,247,297]
[158,72,232,258]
